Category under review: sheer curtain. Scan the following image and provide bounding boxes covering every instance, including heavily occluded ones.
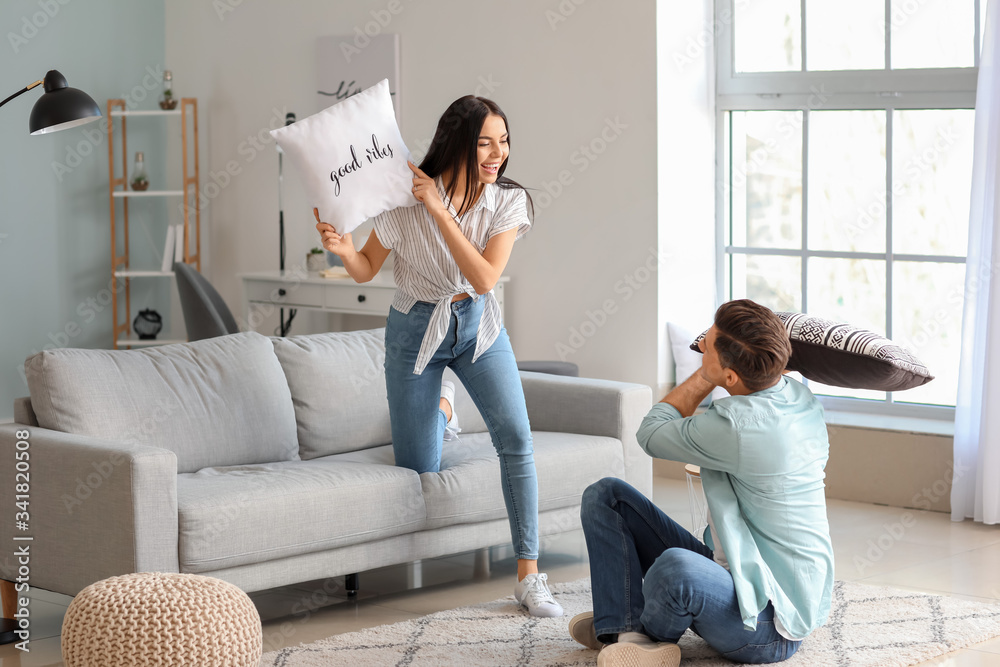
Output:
[951,0,1000,524]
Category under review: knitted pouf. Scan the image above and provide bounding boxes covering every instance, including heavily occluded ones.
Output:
[61,572,262,667]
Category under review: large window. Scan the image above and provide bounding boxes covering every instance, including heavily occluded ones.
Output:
[716,0,985,417]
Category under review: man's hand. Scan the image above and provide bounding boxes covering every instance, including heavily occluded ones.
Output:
[660,370,717,418]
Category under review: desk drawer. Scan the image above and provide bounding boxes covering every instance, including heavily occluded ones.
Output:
[325,285,395,314]
[245,280,324,308]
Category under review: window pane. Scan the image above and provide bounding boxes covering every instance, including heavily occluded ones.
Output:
[892,0,975,69]
[806,257,888,401]
[807,258,886,333]
[892,109,975,256]
[735,0,801,72]
[893,261,966,406]
[808,110,887,253]
[727,254,802,312]
[729,111,803,249]
[806,0,885,71]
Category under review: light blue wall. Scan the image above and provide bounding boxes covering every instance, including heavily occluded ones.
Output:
[0,0,167,420]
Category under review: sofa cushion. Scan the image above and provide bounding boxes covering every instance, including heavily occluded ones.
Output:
[331,431,625,530]
[271,329,393,458]
[24,332,298,474]
[176,459,424,573]
[270,329,488,459]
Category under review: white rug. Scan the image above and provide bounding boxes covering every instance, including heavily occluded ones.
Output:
[261,578,1000,666]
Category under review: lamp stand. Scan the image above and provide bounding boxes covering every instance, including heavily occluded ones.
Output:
[0,80,42,110]
[277,149,296,336]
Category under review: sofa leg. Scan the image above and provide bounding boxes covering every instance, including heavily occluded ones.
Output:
[473,548,491,580]
[345,573,359,598]
[1,579,18,645]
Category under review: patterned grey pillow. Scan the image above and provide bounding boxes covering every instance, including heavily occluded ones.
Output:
[690,312,934,391]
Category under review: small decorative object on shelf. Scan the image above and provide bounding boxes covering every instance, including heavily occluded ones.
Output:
[133,309,163,339]
[159,70,176,110]
[131,151,149,191]
[307,247,326,272]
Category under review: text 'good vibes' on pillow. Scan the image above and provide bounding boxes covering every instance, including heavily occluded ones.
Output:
[270,78,417,235]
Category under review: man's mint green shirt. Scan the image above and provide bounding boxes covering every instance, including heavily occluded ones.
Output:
[637,377,834,640]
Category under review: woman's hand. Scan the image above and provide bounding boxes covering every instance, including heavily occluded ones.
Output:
[314,208,355,258]
[408,161,446,215]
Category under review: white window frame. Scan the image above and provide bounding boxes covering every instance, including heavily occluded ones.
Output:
[714,0,982,421]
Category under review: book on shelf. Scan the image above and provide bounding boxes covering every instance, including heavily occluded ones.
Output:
[174,224,185,266]
[161,224,176,273]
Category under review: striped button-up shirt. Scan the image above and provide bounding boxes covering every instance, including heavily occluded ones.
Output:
[373,176,531,375]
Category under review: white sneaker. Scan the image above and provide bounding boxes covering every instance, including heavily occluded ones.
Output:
[441,380,461,441]
[515,573,564,617]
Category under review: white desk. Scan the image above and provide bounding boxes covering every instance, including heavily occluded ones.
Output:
[240,269,507,329]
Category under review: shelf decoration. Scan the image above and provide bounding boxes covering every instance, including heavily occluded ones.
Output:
[131,151,149,191]
[159,70,176,110]
[307,247,326,272]
[133,309,163,340]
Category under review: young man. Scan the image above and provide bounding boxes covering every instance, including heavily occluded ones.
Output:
[571,299,834,666]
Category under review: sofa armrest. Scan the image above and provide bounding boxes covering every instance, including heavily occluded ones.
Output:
[0,424,179,596]
[520,371,653,497]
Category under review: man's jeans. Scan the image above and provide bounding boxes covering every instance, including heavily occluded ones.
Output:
[582,477,801,663]
[384,297,539,560]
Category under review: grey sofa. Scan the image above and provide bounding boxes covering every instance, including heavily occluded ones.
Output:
[0,329,651,598]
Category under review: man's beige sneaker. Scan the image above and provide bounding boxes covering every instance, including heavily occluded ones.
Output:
[568,611,602,650]
[596,639,681,667]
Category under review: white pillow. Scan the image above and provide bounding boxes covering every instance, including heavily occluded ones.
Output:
[667,322,730,404]
[270,79,417,235]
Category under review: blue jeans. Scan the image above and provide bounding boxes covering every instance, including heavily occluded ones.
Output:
[384,297,539,560]
[581,478,801,664]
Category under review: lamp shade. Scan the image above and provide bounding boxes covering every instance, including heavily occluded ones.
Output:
[28,70,101,135]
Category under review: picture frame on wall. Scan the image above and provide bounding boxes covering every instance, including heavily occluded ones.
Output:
[317,34,401,123]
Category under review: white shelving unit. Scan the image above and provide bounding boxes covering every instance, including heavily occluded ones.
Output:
[107,98,200,350]
[112,190,185,198]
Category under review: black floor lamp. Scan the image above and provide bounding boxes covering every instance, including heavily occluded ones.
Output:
[0,68,100,647]
[277,111,297,336]
[1,69,101,134]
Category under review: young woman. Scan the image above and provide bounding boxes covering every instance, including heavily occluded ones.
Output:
[314,95,562,618]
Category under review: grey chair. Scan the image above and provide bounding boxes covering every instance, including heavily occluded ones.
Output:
[173,262,239,341]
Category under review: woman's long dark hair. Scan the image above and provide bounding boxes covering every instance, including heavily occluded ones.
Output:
[418,95,533,219]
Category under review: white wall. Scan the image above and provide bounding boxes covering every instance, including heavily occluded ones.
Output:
[165,0,659,388]
[656,0,718,396]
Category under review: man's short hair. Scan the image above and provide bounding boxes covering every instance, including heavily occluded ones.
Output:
[713,299,792,392]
